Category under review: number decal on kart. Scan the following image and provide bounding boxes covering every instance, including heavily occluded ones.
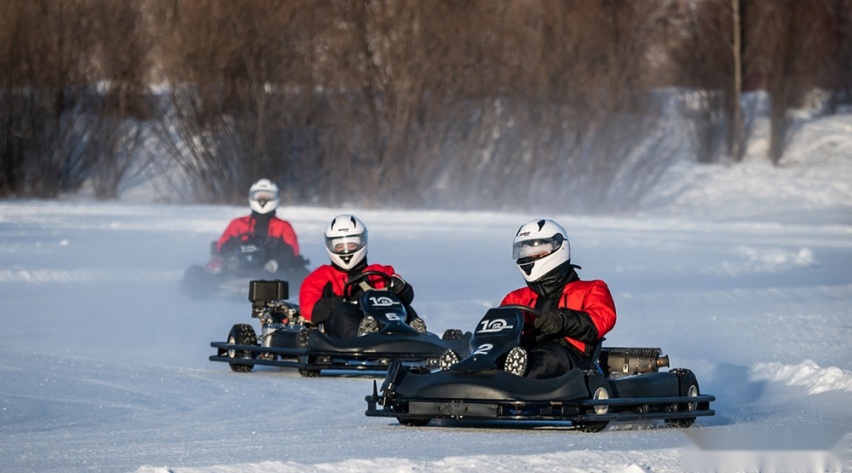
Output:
[473,343,494,355]
[367,296,400,307]
[385,313,402,321]
[477,318,514,333]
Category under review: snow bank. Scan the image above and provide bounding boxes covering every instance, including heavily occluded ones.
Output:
[749,360,852,394]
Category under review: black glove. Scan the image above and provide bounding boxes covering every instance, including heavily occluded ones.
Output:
[219,237,239,255]
[313,283,344,324]
[533,308,599,344]
[388,275,414,304]
[533,311,565,341]
[388,276,407,294]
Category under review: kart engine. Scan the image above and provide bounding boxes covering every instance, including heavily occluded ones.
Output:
[600,347,670,377]
[248,280,303,348]
[249,280,289,314]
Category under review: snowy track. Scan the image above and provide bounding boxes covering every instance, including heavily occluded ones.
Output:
[0,195,850,472]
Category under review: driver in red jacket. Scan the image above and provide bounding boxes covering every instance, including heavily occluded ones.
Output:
[443,219,616,378]
[299,214,426,338]
[208,179,303,274]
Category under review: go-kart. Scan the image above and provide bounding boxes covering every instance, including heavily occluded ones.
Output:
[209,274,471,377]
[365,305,715,431]
[181,239,309,298]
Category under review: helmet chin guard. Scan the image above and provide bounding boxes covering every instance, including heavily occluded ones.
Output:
[512,219,571,283]
[324,214,367,271]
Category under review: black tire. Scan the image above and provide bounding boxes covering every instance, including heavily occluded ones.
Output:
[441,329,463,340]
[298,369,320,378]
[226,324,257,373]
[397,417,431,427]
[576,377,611,433]
[180,265,215,298]
[665,368,700,428]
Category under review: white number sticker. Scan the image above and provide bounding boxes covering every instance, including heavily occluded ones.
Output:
[477,318,514,333]
[473,343,493,355]
[368,296,398,307]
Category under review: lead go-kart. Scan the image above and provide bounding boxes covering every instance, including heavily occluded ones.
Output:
[365,305,715,431]
[209,272,472,377]
[181,238,310,298]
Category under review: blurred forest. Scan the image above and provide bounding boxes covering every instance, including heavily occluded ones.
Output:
[0,0,850,211]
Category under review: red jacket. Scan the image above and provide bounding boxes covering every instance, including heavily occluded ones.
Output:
[299,263,399,322]
[216,215,300,256]
[500,279,616,354]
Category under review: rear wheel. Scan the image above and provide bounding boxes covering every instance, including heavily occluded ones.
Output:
[397,417,431,427]
[298,369,320,378]
[665,368,699,428]
[576,379,611,433]
[226,324,257,373]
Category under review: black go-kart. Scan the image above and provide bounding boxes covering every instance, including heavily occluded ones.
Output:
[181,239,310,298]
[209,274,472,377]
[365,305,715,431]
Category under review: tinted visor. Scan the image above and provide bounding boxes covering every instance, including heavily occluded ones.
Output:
[512,234,564,261]
[250,189,278,202]
[326,235,366,255]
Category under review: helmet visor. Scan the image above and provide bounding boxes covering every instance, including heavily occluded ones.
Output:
[326,235,366,255]
[250,189,278,202]
[512,234,564,261]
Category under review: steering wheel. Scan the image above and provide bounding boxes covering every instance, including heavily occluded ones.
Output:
[500,304,541,317]
[343,270,394,301]
[498,305,541,343]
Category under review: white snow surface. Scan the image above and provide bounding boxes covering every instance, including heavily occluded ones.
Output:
[1,113,852,472]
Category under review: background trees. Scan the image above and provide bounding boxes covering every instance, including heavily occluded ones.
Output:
[1,0,849,211]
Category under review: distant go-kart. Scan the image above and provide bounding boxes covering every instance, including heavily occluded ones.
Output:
[365,305,715,431]
[209,275,471,377]
[181,239,310,298]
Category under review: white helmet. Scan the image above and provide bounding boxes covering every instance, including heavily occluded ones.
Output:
[324,214,368,271]
[248,179,279,214]
[512,219,571,283]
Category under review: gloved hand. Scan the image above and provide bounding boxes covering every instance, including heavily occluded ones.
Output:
[321,282,338,299]
[533,310,565,340]
[312,282,344,324]
[388,275,414,304]
[321,281,344,307]
[388,275,407,294]
[263,259,279,273]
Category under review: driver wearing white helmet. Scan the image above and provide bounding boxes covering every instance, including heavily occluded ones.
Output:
[499,218,617,378]
[209,179,303,274]
[299,214,427,338]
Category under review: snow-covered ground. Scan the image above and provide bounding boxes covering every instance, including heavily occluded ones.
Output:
[1,113,851,472]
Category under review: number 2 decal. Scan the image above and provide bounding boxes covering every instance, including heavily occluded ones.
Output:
[473,343,493,355]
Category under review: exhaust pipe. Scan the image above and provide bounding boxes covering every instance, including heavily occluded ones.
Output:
[601,347,669,376]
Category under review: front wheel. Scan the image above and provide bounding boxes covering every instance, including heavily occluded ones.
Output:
[298,369,320,378]
[226,324,257,373]
[665,368,700,428]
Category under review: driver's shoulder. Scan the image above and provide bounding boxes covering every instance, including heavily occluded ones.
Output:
[364,263,395,274]
[501,286,533,304]
[306,264,339,280]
